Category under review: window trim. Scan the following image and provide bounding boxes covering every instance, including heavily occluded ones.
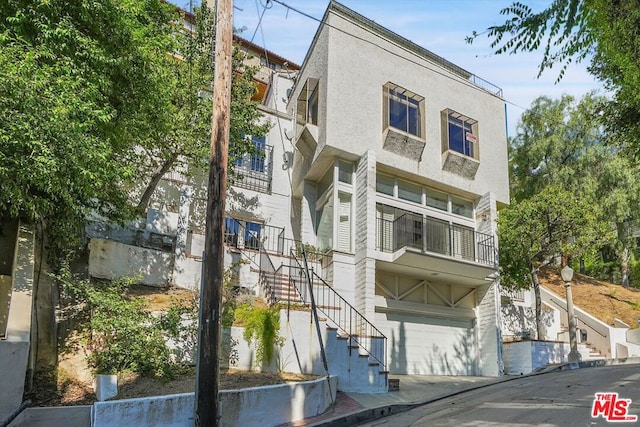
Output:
[383,82,425,139]
[297,78,319,126]
[441,108,479,160]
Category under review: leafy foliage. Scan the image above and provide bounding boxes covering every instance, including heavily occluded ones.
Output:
[468,0,640,157]
[234,303,284,366]
[60,274,174,376]
[0,0,177,260]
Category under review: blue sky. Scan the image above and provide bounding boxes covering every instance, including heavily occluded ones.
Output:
[171,0,602,135]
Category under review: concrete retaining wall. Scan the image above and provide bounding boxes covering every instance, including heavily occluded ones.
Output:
[0,223,35,423]
[88,239,172,287]
[503,340,567,375]
[91,376,337,427]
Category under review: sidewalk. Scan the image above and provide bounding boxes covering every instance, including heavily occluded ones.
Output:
[289,357,640,427]
[280,374,512,427]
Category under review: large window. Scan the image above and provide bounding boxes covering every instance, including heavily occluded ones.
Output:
[383,82,424,138]
[234,136,273,193]
[376,174,474,219]
[442,109,478,159]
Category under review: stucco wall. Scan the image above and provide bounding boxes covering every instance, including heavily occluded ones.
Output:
[91,376,338,427]
[318,6,509,205]
[88,238,172,287]
[503,340,567,375]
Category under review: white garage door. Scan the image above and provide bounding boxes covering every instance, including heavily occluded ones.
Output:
[375,311,478,375]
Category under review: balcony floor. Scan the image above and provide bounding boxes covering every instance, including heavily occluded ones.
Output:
[376,246,497,287]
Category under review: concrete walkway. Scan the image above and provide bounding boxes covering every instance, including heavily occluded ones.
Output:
[280,374,512,427]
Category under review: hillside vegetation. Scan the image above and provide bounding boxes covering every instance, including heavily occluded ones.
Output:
[539,269,640,328]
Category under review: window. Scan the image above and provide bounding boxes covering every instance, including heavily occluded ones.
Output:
[297,78,319,126]
[244,222,262,250]
[383,82,424,138]
[234,136,273,193]
[442,109,478,159]
[316,197,334,251]
[376,174,395,196]
[317,166,333,199]
[338,160,353,184]
[236,136,266,172]
[376,176,474,218]
[224,218,239,246]
[451,196,473,218]
[426,189,448,212]
[397,180,422,204]
[337,193,352,252]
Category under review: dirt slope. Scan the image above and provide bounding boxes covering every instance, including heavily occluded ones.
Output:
[538,269,640,328]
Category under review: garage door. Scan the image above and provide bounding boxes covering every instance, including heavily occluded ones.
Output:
[375,310,478,375]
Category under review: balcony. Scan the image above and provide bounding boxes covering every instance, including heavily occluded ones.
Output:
[376,213,497,285]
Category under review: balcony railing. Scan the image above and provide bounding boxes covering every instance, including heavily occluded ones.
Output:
[233,144,274,193]
[376,213,497,267]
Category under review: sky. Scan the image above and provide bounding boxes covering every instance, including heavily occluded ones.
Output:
[171,0,603,136]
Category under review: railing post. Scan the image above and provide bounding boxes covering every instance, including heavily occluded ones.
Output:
[422,215,427,253]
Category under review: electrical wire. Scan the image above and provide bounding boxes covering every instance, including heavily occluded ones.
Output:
[250,0,272,44]
[266,0,525,110]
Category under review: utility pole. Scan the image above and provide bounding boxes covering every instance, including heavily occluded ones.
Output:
[195,0,233,425]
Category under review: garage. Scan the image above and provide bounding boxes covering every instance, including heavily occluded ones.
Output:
[375,309,478,375]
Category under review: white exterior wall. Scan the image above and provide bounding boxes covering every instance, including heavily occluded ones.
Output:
[320,8,509,205]
[354,150,377,319]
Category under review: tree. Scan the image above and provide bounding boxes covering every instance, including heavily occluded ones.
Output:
[509,93,640,288]
[499,186,608,338]
[133,3,269,213]
[467,0,640,155]
[0,0,178,260]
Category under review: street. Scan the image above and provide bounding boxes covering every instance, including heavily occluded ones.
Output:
[360,365,640,427]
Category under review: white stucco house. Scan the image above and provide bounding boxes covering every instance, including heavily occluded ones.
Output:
[88,1,510,387]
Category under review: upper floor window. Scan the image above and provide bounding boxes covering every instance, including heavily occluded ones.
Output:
[383,82,425,138]
[234,136,273,193]
[297,78,319,126]
[442,109,478,159]
[236,136,267,173]
[376,173,474,219]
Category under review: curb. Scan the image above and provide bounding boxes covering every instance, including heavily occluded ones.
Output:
[309,357,640,426]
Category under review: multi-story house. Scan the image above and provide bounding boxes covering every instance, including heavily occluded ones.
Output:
[88,1,509,388]
[281,1,508,377]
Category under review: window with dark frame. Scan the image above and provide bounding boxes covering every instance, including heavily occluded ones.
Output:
[442,109,478,159]
[383,83,425,138]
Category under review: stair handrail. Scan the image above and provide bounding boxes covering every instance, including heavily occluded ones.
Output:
[287,249,387,371]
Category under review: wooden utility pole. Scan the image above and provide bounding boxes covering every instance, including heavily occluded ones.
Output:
[195,0,233,425]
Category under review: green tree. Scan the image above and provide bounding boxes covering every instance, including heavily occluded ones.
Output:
[468,0,640,155]
[499,186,608,338]
[0,0,178,260]
[509,93,640,288]
[133,3,269,212]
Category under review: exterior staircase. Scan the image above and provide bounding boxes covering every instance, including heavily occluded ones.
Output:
[251,233,388,392]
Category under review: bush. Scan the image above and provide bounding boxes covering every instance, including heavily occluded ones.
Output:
[59,272,174,377]
[234,303,283,365]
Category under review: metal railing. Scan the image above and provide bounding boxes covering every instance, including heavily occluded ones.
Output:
[377,213,497,267]
[287,249,387,371]
[233,144,274,193]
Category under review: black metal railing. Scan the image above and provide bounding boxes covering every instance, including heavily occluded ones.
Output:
[287,250,387,371]
[377,213,497,267]
[233,144,274,193]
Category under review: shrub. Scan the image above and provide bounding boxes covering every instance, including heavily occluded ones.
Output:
[234,303,283,365]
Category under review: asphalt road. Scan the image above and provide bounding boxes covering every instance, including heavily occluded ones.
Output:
[360,364,640,427]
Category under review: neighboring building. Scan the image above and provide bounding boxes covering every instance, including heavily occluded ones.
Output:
[88,1,510,383]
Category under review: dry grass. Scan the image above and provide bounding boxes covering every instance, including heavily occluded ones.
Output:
[539,268,640,328]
